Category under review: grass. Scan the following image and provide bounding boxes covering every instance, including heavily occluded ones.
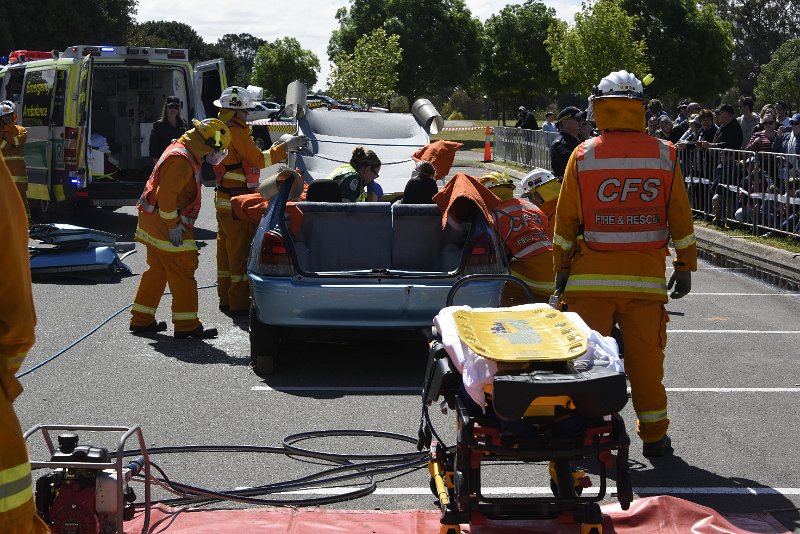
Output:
[431,119,506,152]
[695,221,800,254]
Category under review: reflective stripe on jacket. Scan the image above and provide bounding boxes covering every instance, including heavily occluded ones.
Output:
[214,118,267,212]
[0,125,27,185]
[137,141,202,227]
[493,198,552,260]
[576,133,675,251]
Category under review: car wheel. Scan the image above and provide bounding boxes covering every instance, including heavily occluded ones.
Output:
[252,130,269,151]
[250,304,280,377]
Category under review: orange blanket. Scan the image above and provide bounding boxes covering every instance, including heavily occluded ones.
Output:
[412,140,463,179]
[432,172,499,229]
[231,182,309,236]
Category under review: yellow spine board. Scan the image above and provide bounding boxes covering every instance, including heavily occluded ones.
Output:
[452,307,587,362]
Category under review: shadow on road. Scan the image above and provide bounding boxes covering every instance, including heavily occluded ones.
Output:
[146,336,249,367]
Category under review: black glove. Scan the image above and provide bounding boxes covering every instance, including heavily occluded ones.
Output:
[667,270,692,299]
[554,271,570,296]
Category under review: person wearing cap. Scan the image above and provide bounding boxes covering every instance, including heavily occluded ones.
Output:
[738,96,760,149]
[772,113,800,155]
[149,96,188,163]
[402,160,438,204]
[130,118,232,339]
[514,106,539,130]
[327,146,382,202]
[552,70,696,458]
[550,106,582,179]
[541,111,558,133]
[213,86,307,316]
[699,103,743,224]
[480,172,554,303]
[674,100,690,126]
[0,100,29,222]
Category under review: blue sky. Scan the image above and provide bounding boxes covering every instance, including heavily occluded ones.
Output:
[135,0,582,90]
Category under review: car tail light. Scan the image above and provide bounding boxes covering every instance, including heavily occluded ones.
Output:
[258,230,294,276]
[463,233,498,274]
[64,127,78,172]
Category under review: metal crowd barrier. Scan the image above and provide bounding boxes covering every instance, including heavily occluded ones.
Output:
[494,127,558,170]
[677,146,800,238]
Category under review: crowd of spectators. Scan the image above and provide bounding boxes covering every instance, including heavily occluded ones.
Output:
[515,96,800,234]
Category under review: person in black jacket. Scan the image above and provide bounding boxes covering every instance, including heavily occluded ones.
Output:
[514,106,539,130]
[149,96,188,163]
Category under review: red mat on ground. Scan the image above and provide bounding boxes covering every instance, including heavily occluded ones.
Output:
[126,496,788,534]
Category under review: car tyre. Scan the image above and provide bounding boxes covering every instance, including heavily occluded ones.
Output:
[250,304,281,377]
[252,130,269,151]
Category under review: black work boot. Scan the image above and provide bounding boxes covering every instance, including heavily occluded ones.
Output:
[174,326,219,339]
[642,435,673,458]
[129,321,168,334]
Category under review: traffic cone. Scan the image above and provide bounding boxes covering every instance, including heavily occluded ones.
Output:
[482,126,493,162]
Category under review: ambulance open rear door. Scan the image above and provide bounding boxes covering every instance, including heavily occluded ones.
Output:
[192,59,227,120]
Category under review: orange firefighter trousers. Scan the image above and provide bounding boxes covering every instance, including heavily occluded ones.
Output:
[563,296,670,443]
[131,246,201,332]
[0,372,50,534]
[216,210,256,312]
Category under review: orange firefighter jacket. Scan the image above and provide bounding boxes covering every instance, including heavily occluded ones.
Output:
[0,153,35,376]
[553,133,696,302]
[576,133,675,251]
[214,117,267,212]
[0,123,27,184]
[135,141,202,253]
[493,198,552,260]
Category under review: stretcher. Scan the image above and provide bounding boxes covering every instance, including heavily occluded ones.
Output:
[419,275,633,534]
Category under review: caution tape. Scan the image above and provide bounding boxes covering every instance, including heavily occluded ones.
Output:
[441,126,494,132]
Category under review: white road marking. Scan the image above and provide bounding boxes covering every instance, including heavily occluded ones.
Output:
[253,386,799,393]
[273,486,800,496]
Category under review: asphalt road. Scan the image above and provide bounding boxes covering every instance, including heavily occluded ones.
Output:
[16,166,800,533]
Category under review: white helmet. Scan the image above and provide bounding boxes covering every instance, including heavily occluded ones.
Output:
[592,70,645,101]
[522,168,556,194]
[213,86,256,110]
[0,100,15,117]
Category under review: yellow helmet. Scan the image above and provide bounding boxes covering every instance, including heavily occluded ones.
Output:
[191,118,231,152]
[480,172,515,201]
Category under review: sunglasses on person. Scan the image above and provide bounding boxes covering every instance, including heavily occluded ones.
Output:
[371,166,380,178]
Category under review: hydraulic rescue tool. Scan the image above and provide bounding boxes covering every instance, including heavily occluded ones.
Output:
[24,424,152,534]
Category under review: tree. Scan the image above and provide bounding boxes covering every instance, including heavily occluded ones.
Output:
[442,89,484,120]
[216,33,267,83]
[621,0,733,103]
[754,39,800,113]
[251,38,320,102]
[0,0,137,54]
[480,2,561,104]
[545,0,650,96]
[328,29,402,110]
[710,0,800,96]
[328,0,482,102]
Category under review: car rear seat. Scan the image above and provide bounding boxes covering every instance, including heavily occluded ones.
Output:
[390,204,444,271]
[294,202,393,272]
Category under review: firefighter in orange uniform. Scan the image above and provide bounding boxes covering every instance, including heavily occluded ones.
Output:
[0,101,30,222]
[552,70,696,457]
[130,118,231,339]
[480,172,554,303]
[0,152,49,534]
[213,86,307,315]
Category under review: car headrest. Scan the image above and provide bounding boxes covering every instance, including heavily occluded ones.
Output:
[306,179,341,202]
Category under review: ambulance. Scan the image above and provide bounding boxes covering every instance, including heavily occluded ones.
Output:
[0,45,226,221]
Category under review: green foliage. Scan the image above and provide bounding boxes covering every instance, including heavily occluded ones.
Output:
[713,0,800,96]
[480,2,561,102]
[0,0,137,54]
[251,38,320,102]
[443,89,483,120]
[448,111,465,120]
[754,39,800,113]
[328,29,402,110]
[545,0,649,95]
[620,0,733,103]
[216,34,267,85]
[328,0,482,102]
[390,95,410,113]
